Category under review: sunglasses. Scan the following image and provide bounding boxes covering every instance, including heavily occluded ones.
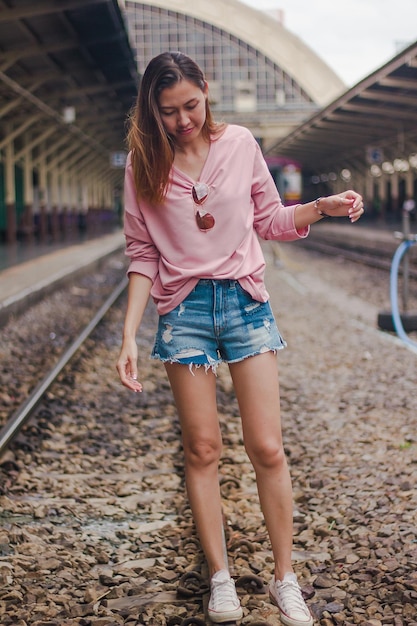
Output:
[192,182,215,231]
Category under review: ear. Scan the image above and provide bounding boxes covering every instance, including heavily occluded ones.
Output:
[203,80,209,98]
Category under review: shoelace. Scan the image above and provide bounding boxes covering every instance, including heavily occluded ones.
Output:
[211,577,238,608]
[277,580,309,615]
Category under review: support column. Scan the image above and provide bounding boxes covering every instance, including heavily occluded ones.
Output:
[379,176,387,220]
[78,180,88,233]
[365,172,374,213]
[70,174,78,229]
[5,136,16,243]
[38,156,48,241]
[405,171,414,199]
[50,169,60,240]
[23,144,34,239]
[60,170,71,236]
[391,173,399,215]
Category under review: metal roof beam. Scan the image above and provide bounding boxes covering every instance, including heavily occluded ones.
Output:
[358,90,417,106]
[378,76,417,91]
[323,112,408,130]
[0,114,42,150]
[13,126,57,162]
[268,40,417,170]
[0,0,106,23]
[342,102,417,120]
[0,70,108,154]
[1,32,126,68]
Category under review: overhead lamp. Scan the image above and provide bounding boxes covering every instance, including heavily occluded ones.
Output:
[382,161,395,174]
[409,153,417,168]
[63,106,76,124]
[393,158,409,172]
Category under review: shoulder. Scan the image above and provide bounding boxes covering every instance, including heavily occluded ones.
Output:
[214,124,259,150]
[223,124,254,140]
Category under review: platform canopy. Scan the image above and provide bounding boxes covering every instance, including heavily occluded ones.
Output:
[267,41,417,177]
[0,0,139,161]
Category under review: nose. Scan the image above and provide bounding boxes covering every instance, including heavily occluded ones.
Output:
[177,109,190,127]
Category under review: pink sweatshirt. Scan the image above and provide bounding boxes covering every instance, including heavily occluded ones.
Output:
[124,124,309,315]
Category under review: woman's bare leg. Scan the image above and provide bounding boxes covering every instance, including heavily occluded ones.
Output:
[229,352,294,580]
[165,363,227,576]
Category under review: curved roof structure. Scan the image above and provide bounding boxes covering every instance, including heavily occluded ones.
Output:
[268,40,417,174]
[135,0,345,107]
[0,0,139,178]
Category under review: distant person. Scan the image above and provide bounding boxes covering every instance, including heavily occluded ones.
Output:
[116,51,364,625]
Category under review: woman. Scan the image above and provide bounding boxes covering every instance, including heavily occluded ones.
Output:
[116,51,364,625]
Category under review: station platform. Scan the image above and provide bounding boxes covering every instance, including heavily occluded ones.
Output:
[0,220,409,327]
[0,230,125,325]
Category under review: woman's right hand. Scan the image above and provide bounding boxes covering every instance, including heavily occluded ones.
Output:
[116,273,153,393]
[116,338,143,393]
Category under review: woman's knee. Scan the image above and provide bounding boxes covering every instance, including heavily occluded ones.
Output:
[245,440,287,471]
[183,437,222,468]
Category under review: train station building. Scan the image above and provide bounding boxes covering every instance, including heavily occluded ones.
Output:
[1,0,416,245]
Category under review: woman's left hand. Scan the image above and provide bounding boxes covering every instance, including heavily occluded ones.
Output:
[317,191,364,223]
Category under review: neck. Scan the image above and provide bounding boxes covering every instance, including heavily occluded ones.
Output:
[174,135,209,157]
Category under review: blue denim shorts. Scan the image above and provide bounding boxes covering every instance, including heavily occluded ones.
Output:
[151,279,286,371]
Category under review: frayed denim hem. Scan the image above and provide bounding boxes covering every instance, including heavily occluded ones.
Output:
[151,353,221,376]
[225,344,286,365]
[151,344,285,376]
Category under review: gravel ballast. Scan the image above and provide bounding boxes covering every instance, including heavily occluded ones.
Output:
[1,241,416,626]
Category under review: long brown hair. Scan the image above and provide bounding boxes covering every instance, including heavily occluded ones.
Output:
[127,51,225,205]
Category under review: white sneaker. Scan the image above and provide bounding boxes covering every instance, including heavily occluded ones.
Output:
[269,572,314,626]
[208,569,243,623]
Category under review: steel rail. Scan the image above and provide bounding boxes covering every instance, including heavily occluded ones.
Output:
[302,238,417,278]
[1,236,414,456]
[0,277,128,456]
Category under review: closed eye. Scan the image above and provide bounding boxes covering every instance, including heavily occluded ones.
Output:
[159,99,199,116]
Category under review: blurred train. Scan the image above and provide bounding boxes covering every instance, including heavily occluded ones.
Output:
[265,156,302,206]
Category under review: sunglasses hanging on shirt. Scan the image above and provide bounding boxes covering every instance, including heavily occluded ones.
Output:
[192,182,215,231]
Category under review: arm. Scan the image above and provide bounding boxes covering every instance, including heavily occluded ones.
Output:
[294,191,364,230]
[116,272,152,392]
[124,156,160,280]
[250,136,364,239]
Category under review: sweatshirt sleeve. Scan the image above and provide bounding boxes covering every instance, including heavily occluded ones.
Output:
[250,141,309,241]
[123,153,160,282]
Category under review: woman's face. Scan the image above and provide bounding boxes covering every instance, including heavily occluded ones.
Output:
[158,78,208,147]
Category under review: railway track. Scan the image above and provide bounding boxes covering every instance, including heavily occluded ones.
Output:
[302,228,417,334]
[1,237,417,625]
[0,256,283,625]
[0,230,405,459]
[0,277,128,456]
[301,227,417,278]
[1,230,416,463]
[2,223,417,458]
